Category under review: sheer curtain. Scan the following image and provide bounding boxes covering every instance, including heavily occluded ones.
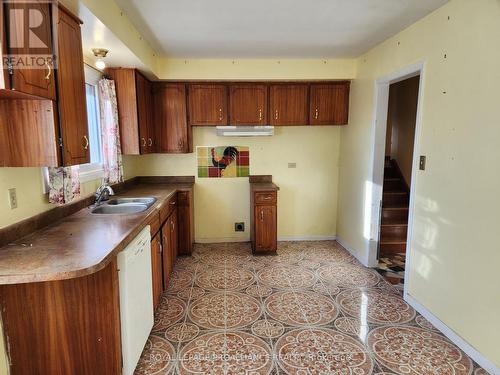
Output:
[98,78,123,184]
[48,166,80,205]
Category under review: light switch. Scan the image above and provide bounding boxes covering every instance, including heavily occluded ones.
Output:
[419,156,426,171]
[8,188,17,209]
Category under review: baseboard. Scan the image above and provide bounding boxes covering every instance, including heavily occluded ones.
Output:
[195,237,250,244]
[277,235,337,242]
[405,294,499,374]
[336,236,370,267]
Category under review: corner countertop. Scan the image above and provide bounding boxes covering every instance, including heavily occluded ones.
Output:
[0,180,194,285]
[249,175,280,192]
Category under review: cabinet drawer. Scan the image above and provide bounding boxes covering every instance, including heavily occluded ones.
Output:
[160,195,177,223]
[145,212,161,237]
[254,192,277,205]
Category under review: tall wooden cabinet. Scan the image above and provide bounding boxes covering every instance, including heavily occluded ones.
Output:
[250,182,278,254]
[107,68,155,155]
[154,83,192,153]
[229,84,268,125]
[188,84,227,126]
[56,6,90,166]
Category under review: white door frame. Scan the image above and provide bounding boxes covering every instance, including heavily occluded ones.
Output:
[366,61,426,296]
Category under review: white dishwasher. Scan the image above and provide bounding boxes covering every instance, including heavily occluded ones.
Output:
[117,226,154,375]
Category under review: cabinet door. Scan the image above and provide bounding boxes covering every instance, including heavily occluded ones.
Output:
[154,83,191,153]
[161,221,172,290]
[270,84,309,126]
[310,83,350,125]
[170,208,178,266]
[136,72,153,154]
[188,84,227,126]
[56,7,90,166]
[151,233,163,311]
[177,191,193,256]
[229,84,268,125]
[108,68,139,155]
[4,1,56,100]
[254,205,277,252]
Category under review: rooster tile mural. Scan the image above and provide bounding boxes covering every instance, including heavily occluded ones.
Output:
[197,146,250,178]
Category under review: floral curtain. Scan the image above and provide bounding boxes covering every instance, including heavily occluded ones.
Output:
[48,166,80,205]
[98,78,123,184]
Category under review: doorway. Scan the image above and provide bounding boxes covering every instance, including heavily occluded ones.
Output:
[365,62,424,296]
[377,76,420,286]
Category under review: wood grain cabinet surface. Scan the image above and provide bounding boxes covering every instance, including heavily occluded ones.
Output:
[177,190,194,256]
[188,84,228,126]
[56,6,90,166]
[107,68,155,155]
[154,83,192,153]
[151,232,163,311]
[310,82,350,125]
[251,190,278,254]
[270,84,309,126]
[2,1,56,100]
[229,84,268,125]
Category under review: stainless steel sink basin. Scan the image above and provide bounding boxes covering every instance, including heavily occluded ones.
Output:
[107,197,157,206]
[91,204,149,215]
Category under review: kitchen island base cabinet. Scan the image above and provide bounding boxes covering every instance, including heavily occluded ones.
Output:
[0,259,122,375]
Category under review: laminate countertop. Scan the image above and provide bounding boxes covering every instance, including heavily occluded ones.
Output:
[0,182,193,285]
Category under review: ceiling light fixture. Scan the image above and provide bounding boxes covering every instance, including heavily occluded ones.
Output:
[92,48,109,70]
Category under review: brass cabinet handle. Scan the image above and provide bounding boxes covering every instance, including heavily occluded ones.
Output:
[258,109,263,121]
[159,243,163,253]
[219,108,223,121]
[148,138,153,147]
[45,63,51,80]
[314,108,319,120]
[82,135,89,150]
[260,209,264,221]
[274,109,279,120]
[141,138,146,147]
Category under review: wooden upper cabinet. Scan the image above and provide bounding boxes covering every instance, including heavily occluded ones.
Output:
[135,72,154,153]
[188,84,227,126]
[2,1,56,100]
[270,84,309,126]
[56,6,89,166]
[229,84,268,125]
[154,83,192,153]
[310,82,350,125]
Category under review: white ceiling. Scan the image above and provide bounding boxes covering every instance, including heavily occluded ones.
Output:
[114,0,448,58]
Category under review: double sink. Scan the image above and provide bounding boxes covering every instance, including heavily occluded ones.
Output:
[91,197,157,215]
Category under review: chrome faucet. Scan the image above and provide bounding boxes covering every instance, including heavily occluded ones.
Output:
[95,183,115,206]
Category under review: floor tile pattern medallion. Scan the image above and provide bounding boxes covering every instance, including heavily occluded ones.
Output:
[134,241,489,375]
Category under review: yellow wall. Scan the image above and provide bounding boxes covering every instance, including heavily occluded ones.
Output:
[337,0,500,367]
[129,126,341,242]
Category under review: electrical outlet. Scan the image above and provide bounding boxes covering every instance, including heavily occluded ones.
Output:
[8,188,17,209]
[235,222,245,232]
[288,162,297,169]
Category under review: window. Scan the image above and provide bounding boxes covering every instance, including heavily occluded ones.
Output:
[79,65,104,182]
[42,65,104,192]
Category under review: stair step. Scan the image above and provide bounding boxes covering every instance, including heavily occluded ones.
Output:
[383,192,409,207]
[383,179,406,192]
[384,168,399,178]
[381,225,408,242]
[380,241,407,256]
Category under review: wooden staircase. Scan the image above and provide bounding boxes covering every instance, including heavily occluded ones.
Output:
[380,159,410,257]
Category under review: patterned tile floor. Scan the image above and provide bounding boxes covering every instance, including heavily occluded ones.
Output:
[135,241,489,375]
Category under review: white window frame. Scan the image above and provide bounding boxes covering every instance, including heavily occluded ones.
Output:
[41,64,104,193]
[79,64,104,183]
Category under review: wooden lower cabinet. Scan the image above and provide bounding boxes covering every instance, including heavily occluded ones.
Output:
[251,191,278,254]
[151,232,163,311]
[177,191,194,256]
[161,209,178,290]
[0,259,122,375]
